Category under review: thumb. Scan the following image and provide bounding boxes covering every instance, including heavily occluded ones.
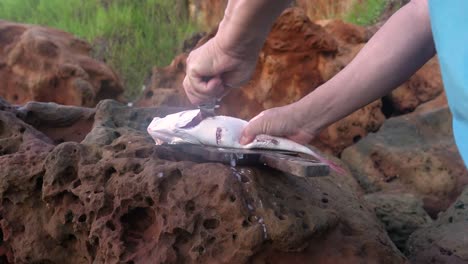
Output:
[204,75,224,96]
[239,112,267,145]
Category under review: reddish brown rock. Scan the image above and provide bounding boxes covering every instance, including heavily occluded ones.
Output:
[414,91,448,113]
[388,57,444,114]
[0,99,405,263]
[311,100,385,155]
[0,21,124,107]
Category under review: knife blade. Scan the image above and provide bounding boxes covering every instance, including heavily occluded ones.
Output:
[198,99,219,117]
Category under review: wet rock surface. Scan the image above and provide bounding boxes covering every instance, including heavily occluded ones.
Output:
[0,98,406,263]
[0,21,124,107]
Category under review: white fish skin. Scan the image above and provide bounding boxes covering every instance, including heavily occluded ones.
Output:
[147,109,344,173]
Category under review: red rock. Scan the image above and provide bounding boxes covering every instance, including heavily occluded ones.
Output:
[414,91,448,113]
[388,57,444,114]
[0,21,124,107]
[0,99,405,263]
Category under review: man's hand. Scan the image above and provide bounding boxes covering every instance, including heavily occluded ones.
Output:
[183,37,258,105]
[240,102,316,145]
[183,0,292,105]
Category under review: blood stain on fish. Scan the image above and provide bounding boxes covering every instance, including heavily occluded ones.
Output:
[216,127,222,145]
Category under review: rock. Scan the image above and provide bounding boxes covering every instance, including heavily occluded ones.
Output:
[0,98,406,263]
[138,53,192,109]
[0,21,124,107]
[414,91,448,113]
[387,57,444,114]
[406,186,468,263]
[311,100,385,155]
[17,102,96,144]
[137,8,387,156]
[364,192,432,251]
[0,100,56,262]
[341,105,468,217]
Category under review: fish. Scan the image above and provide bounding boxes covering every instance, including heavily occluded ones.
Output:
[147,109,344,174]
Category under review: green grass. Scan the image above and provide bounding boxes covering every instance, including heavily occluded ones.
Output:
[344,0,388,25]
[0,0,198,100]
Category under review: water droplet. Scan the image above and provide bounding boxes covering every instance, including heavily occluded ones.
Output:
[258,217,268,239]
[230,153,237,167]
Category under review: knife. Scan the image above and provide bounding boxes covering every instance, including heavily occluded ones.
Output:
[197,75,223,116]
[198,98,219,117]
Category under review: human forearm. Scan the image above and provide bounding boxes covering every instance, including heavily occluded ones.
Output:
[215,0,293,58]
[299,0,435,133]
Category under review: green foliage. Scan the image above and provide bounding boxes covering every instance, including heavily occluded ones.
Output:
[344,0,388,25]
[0,0,198,100]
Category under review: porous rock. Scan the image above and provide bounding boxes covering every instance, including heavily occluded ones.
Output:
[406,186,468,263]
[364,192,432,251]
[0,20,124,107]
[0,98,405,263]
[341,104,468,217]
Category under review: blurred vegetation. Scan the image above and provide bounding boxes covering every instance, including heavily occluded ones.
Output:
[345,0,388,25]
[304,0,389,25]
[0,0,198,100]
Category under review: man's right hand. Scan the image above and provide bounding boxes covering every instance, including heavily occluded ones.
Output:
[183,37,258,105]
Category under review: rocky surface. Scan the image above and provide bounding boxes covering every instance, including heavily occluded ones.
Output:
[0,21,124,107]
[387,57,444,115]
[406,186,468,263]
[0,98,407,263]
[364,193,432,251]
[341,97,468,257]
[341,103,468,218]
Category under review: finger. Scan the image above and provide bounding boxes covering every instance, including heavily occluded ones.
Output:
[205,76,224,97]
[184,75,223,105]
[189,73,224,97]
[239,112,266,145]
[183,76,204,105]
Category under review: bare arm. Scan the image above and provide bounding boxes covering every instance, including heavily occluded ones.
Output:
[184,0,292,104]
[216,0,293,58]
[298,0,435,134]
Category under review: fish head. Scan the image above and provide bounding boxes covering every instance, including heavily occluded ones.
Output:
[147,109,204,145]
